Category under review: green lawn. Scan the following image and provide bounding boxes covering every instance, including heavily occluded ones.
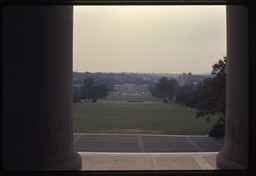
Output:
[73,102,218,135]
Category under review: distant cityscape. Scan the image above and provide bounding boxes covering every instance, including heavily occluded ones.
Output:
[73,72,214,87]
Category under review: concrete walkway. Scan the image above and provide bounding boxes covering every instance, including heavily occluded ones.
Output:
[74,133,224,153]
[74,133,223,170]
[79,152,218,170]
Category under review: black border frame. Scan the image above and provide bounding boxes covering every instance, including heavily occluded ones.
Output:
[1,0,255,176]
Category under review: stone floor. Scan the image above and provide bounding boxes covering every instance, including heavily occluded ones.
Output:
[79,152,218,170]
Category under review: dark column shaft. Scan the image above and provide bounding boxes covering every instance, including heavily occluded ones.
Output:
[216,5,248,169]
[3,6,81,170]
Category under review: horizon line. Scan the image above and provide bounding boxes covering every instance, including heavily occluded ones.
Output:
[73,71,212,75]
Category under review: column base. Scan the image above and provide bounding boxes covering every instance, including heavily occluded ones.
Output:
[216,150,248,170]
[4,151,82,171]
[45,151,82,171]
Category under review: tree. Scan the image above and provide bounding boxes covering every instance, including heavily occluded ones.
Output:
[155,77,169,99]
[81,78,94,99]
[175,83,199,107]
[195,57,227,137]
[150,77,178,102]
[81,78,109,101]
[93,84,109,99]
[196,58,227,120]
[73,87,82,103]
[168,78,178,101]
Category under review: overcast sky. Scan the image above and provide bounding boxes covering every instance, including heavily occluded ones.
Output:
[73,6,226,74]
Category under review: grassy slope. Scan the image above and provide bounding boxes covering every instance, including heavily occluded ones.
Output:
[73,102,218,135]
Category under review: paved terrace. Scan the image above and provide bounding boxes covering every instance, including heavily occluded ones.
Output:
[74,133,224,170]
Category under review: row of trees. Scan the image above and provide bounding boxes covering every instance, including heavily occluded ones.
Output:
[149,58,227,137]
[73,72,157,86]
[148,76,200,106]
[73,78,110,103]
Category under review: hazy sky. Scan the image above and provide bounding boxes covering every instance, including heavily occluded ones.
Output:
[73,6,226,74]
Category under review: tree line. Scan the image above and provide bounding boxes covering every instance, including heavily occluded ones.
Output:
[73,78,111,103]
[73,72,157,86]
[148,58,227,137]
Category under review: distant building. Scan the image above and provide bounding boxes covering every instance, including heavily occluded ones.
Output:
[178,73,188,86]
[114,84,148,91]
[177,73,210,86]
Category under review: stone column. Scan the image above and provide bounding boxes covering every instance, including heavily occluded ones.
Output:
[216,6,248,169]
[3,6,82,170]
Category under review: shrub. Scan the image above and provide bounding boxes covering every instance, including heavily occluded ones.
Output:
[208,122,225,138]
